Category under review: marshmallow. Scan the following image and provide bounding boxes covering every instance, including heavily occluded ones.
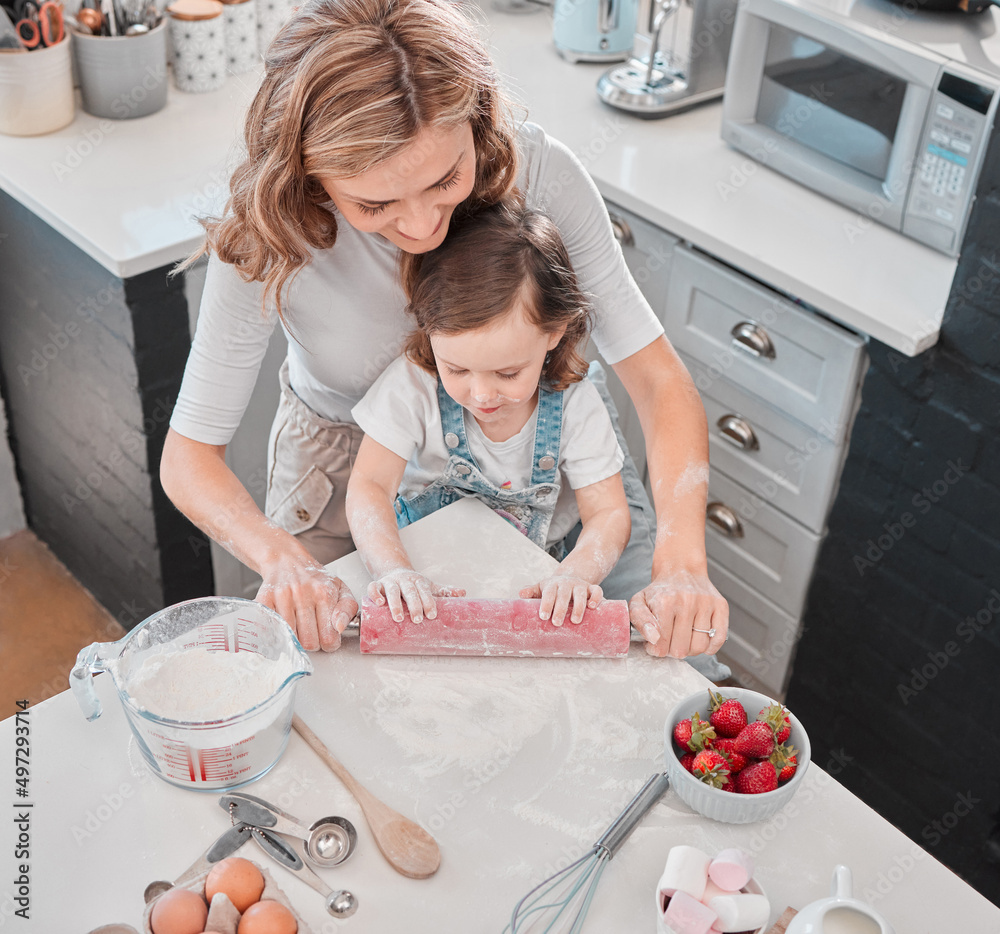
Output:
[657,846,712,907]
[702,879,739,902]
[707,893,771,932]
[708,848,754,891]
[663,891,719,934]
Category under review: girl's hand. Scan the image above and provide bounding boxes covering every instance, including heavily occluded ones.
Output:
[255,559,358,653]
[368,570,466,623]
[630,570,728,658]
[520,578,603,627]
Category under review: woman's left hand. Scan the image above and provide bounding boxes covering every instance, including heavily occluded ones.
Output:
[520,577,603,626]
[629,570,728,658]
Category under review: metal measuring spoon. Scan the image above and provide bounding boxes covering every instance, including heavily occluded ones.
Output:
[143,822,254,903]
[220,792,357,868]
[250,826,358,918]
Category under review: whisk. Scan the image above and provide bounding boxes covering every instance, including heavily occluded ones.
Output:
[505,772,671,933]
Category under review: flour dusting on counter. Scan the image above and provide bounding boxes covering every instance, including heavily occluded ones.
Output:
[127,648,296,720]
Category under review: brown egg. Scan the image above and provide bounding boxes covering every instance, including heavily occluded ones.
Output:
[205,857,265,913]
[237,899,298,934]
[150,888,208,934]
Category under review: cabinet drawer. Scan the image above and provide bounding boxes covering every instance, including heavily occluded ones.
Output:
[665,246,866,441]
[604,199,678,317]
[709,560,799,699]
[705,469,822,618]
[682,354,850,534]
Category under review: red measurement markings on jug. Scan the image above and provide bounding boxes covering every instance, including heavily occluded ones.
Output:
[189,621,231,652]
[198,745,250,782]
[151,732,197,782]
[234,618,263,653]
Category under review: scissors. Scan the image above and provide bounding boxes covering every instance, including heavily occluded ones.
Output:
[13,0,63,48]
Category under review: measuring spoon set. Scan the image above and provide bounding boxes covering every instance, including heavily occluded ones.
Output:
[143,793,359,919]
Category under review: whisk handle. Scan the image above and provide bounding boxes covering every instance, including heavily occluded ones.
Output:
[594,771,671,859]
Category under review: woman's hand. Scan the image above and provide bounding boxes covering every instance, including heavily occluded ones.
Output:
[368,570,466,623]
[255,556,358,653]
[630,569,728,658]
[520,577,603,626]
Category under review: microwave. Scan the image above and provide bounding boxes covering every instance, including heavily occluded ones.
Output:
[720,0,1000,255]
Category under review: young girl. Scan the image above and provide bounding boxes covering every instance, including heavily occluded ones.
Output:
[346,200,632,628]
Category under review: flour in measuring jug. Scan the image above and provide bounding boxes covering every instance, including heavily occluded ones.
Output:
[126,648,297,720]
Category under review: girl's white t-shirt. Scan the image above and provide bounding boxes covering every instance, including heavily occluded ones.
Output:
[169,123,665,446]
[352,356,625,546]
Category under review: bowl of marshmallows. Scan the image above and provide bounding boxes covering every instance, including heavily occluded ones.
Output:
[656,845,770,934]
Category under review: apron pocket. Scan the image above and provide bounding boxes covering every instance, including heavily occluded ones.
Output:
[267,465,335,535]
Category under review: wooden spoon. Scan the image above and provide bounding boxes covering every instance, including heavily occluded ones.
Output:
[292,714,441,879]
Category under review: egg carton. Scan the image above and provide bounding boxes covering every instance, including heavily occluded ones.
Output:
[142,863,313,934]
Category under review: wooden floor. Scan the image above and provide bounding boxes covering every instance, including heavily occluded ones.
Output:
[0,529,124,711]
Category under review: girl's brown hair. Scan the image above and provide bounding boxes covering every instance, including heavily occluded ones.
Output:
[403,198,592,391]
[183,0,520,321]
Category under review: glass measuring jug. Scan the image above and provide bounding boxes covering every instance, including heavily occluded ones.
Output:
[71,597,312,791]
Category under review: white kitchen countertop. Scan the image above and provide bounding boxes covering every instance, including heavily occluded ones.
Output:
[2,501,999,931]
[0,2,967,353]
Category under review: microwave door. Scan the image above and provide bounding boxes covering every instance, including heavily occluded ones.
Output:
[722,0,939,233]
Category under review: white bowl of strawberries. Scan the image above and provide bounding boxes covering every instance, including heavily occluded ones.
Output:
[664,687,811,824]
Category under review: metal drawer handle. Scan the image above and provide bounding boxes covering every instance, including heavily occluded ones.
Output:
[730,321,776,360]
[706,502,745,538]
[716,414,759,451]
[608,213,634,247]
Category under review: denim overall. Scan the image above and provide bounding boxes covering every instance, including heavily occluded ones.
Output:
[394,380,564,549]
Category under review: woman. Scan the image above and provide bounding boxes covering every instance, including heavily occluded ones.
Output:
[160,0,728,664]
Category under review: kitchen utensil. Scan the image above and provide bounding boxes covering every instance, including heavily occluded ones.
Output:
[664,687,811,824]
[552,0,636,63]
[220,791,358,868]
[250,825,359,918]
[75,6,102,31]
[100,0,116,33]
[143,820,255,903]
[597,0,737,116]
[786,866,894,934]
[292,713,441,879]
[70,596,313,791]
[12,0,63,48]
[505,771,671,933]
[358,596,632,657]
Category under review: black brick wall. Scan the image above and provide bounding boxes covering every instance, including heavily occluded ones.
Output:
[787,124,1000,906]
[0,189,213,629]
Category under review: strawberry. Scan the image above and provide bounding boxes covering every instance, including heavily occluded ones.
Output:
[713,737,749,773]
[735,760,778,794]
[673,712,716,753]
[758,704,792,743]
[691,749,731,789]
[733,720,776,759]
[679,752,696,773]
[771,742,798,783]
[720,778,738,793]
[708,689,748,738]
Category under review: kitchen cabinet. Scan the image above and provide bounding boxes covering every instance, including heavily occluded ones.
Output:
[605,200,868,696]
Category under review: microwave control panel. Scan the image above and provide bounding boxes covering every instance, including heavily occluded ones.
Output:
[904,71,998,255]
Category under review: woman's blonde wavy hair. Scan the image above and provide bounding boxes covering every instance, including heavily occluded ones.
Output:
[183,0,520,322]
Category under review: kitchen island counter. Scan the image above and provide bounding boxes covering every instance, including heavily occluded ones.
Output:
[2,503,998,931]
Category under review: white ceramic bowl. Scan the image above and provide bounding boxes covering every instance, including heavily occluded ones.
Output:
[663,687,811,824]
